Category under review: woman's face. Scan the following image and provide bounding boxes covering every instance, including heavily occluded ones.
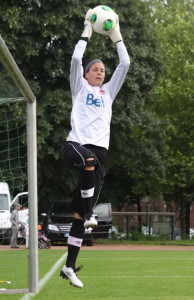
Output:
[85,62,105,87]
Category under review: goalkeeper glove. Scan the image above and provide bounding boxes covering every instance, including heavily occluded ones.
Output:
[108,14,122,43]
[81,9,93,40]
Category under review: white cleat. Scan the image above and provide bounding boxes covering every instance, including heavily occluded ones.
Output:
[60,265,83,288]
[84,216,98,228]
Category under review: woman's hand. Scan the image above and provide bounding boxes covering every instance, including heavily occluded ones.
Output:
[81,9,93,40]
[108,14,122,43]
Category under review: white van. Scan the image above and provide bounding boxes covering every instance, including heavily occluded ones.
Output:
[0,182,28,244]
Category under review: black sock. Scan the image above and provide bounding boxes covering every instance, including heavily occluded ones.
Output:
[66,218,85,269]
[80,169,95,219]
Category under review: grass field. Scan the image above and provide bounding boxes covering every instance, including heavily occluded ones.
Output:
[1,248,194,300]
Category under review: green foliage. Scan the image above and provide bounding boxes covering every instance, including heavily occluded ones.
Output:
[0,102,27,197]
[149,0,194,236]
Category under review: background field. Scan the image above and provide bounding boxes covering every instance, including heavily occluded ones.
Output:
[1,248,194,300]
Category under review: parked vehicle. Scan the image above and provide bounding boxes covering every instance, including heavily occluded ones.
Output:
[92,203,112,238]
[0,182,28,244]
[41,200,112,246]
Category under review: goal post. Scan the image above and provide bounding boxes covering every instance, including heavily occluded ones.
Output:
[0,35,38,294]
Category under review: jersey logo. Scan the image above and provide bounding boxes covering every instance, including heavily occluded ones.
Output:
[86,94,104,107]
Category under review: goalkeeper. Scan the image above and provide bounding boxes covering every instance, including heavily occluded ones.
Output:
[60,8,130,288]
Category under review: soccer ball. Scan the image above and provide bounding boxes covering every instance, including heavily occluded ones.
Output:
[90,5,116,36]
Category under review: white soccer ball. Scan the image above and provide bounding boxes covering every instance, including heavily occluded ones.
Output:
[90,5,116,36]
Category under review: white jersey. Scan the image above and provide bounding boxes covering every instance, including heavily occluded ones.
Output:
[67,40,130,149]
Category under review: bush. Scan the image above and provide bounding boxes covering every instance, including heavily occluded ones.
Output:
[130,230,146,241]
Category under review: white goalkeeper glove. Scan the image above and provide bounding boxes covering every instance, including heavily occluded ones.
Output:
[108,14,122,43]
[81,9,93,40]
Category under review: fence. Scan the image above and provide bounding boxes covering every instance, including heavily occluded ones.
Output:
[112,211,175,240]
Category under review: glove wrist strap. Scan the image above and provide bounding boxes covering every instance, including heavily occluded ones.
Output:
[80,37,88,42]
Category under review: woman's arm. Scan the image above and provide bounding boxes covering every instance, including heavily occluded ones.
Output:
[70,40,87,98]
[106,14,130,100]
[107,41,130,101]
[70,9,93,98]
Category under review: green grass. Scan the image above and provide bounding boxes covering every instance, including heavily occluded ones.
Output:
[1,248,194,299]
[0,250,28,290]
[95,238,194,246]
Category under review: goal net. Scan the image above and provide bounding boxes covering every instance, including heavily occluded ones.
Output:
[0,35,38,294]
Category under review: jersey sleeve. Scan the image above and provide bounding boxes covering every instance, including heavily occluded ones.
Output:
[70,40,87,99]
[106,41,130,101]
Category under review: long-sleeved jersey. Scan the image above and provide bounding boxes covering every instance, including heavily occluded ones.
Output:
[67,39,130,150]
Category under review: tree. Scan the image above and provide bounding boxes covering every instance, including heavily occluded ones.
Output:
[149,0,194,237]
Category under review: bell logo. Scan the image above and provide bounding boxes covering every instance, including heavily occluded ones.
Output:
[86,94,104,107]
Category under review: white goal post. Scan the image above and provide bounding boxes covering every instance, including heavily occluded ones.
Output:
[0,35,38,294]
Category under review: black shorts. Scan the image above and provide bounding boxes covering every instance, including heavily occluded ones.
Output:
[61,141,106,218]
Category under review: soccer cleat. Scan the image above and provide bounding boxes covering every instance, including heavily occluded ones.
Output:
[84,215,98,228]
[60,265,83,288]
